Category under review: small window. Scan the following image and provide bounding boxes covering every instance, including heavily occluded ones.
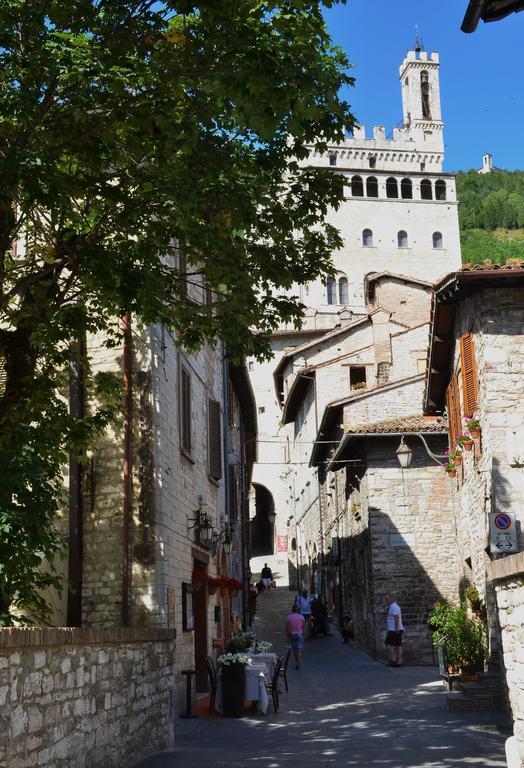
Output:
[420,179,433,200]
[258,406,265,414]
[366,176,378,197]
[327,277,336,305]
[329,153,337,167]
[351,175,364,197]
[386,177,398,198]
[420,162,426,172]
[180,366,192,455]
[435,180,447,201]
[397,230,408,248]
[400,178,413,200]
[208,398,222,481]
[349,366,366,390]
[432,231,443,249]
[338,277,349,305]
[248,361,254,371]
[362,228,373,247]
[369,156,376,169]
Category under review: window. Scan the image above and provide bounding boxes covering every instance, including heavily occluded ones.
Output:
[397,230,408,248]
[420,71,431,119]
[435,180,447,201]
[386,177,398,198]
[420,179,433,200]
[369,156,376,169]
[326,277,336,305]
[351,175,364,197]
[329,153,337,166]
[445,372,461,450]
[208,398,222,481]
[180,366,192,455]
[432,231,443,249]
[258,406,265,414]
[338,276,349,305]
[460,333,478,418]
[366,176,378,197]
[362,229,373,247]
[349,366,366,390]
[400,178,413,200]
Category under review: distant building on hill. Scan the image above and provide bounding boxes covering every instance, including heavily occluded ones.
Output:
[478,153,503,174]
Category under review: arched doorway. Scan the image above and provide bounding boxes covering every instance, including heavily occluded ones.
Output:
[250,483,275,557]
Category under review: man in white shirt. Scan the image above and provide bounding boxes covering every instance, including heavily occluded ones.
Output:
[385,593,404,667]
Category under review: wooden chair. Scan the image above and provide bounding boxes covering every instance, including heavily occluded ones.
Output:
[265,657,282,713]
[279,647,291,693]
[206,656,218,712]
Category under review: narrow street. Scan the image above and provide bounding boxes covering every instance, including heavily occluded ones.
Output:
[135,588,509,768]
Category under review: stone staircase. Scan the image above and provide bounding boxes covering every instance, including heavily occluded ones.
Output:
[447,672,504,713]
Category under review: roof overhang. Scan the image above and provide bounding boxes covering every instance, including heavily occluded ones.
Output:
[281,370,315,425]
[328,429,447,473]
[462,0,524,31]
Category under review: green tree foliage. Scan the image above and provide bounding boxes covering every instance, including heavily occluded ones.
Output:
[457,170,524,264]
[0,0,354,623]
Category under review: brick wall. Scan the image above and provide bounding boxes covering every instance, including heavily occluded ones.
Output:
[0,627,175,768]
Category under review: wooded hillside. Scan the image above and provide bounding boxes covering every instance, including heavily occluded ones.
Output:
[456,170,524,264]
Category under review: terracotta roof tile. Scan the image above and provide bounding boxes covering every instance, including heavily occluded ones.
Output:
[460,259,524,272]
[347,414,448,435]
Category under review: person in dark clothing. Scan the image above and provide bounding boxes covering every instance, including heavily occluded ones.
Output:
[260,563,273,592]
[310,596,330,636]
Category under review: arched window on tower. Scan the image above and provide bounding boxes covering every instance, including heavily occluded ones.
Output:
[435,180,447,201]
[386,177,398,198]
[338,276,349,305]
[432,231,443,249]
[397,230,408,248]
[420,179,433,200]
[420,71,431,119]
[362,228,373,247]
[351,175,364,197]
[366,176,378,197]
[400,178,413,199]
[326,277,336,305]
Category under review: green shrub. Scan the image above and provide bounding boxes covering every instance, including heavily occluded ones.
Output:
[428,601,486,673]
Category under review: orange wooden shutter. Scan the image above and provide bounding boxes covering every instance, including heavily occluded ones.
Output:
[460,333,478,418]
[445,373,461,450]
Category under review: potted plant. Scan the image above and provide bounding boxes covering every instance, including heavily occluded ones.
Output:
[442,460,457,479]
[227,633,252,653]
[192,568,208,592]
[428,601,486,676]
[465,419,481,440]
[228,578,243,598]
[217,652,252,717]
[458,433,474,452]
[208,576,221,596]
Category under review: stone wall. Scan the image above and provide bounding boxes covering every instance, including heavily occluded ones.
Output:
[490,554,524,767]
[0,627,176,768]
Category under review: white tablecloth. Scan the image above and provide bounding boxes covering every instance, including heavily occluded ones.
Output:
[215,664,269,714]
[248,652,278,680]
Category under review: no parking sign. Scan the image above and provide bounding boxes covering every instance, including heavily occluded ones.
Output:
[489,512,518,554]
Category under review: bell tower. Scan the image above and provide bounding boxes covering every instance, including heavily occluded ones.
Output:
[399,41,444,156]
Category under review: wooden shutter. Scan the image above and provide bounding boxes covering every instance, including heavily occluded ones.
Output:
[208,399,222,480]
[445,372,461,450]
[181,368,191,453]
[460,333,478,418]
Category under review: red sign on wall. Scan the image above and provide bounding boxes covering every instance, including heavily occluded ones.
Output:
[277,535,288,553]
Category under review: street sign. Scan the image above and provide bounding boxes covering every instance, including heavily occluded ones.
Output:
[489,511,518,554]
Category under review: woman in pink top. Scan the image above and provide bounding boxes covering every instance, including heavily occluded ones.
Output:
[285,605,305,669]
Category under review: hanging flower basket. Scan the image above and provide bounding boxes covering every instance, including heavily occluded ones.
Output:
[208,577,221,596]
[228,578,243,597]
[192,568,208,592]
[469,426,481,440]
[462,440,473,451]
[454,453,463,466]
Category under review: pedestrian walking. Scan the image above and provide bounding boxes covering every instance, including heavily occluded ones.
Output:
[260,563,273,593]
[385,592,404,667]
[295,588,312,639]
[285,604,305,669]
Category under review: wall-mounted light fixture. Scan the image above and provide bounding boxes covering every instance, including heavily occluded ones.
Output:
[187,502,214,544]
[396,433,448,469]
[213,527,233,555]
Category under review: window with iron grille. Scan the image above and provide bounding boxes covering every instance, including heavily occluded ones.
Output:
[180,366,192,455]
[208,398,222,481]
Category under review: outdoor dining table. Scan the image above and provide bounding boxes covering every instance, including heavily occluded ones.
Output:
[248,652,278,679]
[215,662,270,714]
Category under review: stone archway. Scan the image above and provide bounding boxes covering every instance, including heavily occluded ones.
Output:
[250,483,275,557]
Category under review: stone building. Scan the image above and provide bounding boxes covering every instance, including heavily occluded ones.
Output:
[425,261,524,750]
[249,44,461,627]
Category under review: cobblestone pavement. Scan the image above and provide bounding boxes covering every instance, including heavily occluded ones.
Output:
[134,587,510,768]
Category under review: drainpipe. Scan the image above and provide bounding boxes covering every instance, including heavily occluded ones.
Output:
[67,334,85,627]
[122,313,133,627]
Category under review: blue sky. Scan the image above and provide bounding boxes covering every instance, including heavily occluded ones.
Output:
[323,0,524,172]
